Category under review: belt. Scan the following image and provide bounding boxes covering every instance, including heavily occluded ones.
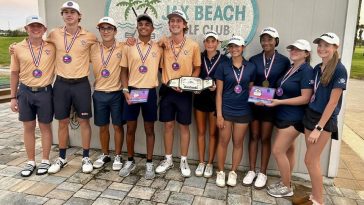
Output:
[95,90,121,94]
[20,83,51,92]
[56,75,88,83]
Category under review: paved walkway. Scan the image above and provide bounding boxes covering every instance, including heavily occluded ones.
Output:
[0,79,364,205]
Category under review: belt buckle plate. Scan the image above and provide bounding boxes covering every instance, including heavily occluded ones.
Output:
[31,87,39,92]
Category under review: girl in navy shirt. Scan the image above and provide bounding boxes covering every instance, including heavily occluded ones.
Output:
[214,35,256,187]
[244,27,291,188]
[194,31,228,178]
[265,39,314,197]
[302,33,347,205]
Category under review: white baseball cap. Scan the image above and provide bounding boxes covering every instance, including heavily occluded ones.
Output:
[61,1,80,13]
[313,32,340,46]
[25,15,46,27]
[167,10,187,22]
[287,39,311,52]
[204,31,219,41]
[260,27,279,38]
[228,35,246,46]
[97,17,117,28]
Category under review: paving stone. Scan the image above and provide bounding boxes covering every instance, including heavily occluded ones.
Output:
[340,187,361,199]
[136,177,154,187]
[0,166,22,177]
[184,175,207,189]
[74,189,101,200]
[358,190,364,200]
[151,190,170,203]
[252,189,276,204]
[227,194,251,205]
[84,179,112,192]
[122,175,140,185]
[331,196,357,205]
[0,190,27,205]
[0,176,23,190]
[127,186,155,200]
[324,195,333,205]
[108,182,133,192]
[251,202,274,205]
[325,186,343,196]
[180,186,204,196]
[24,181,57,196]
[9,180,37,192]
[120,196,140,205]
[276,197,292,205]
[42,175,67,185]
[67,173,93,185]
[44,199,66,205]
[165,168,185,181]
[92,197,121,205]
[228,183,251,196]
[53,165,79,178]
[57,181,83,192]
[46,189,74,201]
[24,194,49,205]
[95,169,123,182]
[193,195,226,205]
[151,178,168,190]
[357,200,364,205]
[165,180,183,192]
[167,192,194,205]
[203,183,227,201]
[6,157,27,166]
[100,189,127,201]
[65,197,94,205]
[139,200,157,205]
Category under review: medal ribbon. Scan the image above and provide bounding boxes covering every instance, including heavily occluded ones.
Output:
[100,41,116,68]
[204,53,221,77]
[263,52,276,80]
[279,64,302,87]
[136,39,153,66]
[64,26,80,54]
[313,70,320,96]
[27,39,44,68]
[232,64,245,85]
[170,37,186,63]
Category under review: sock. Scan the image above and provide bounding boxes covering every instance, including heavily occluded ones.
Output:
[59,149,66,159]
[28,160,36,166]
[146,159,152,163]
[41,159,50,164]
[166,154,172,161]
[181,156,187,161]
[128,157,134,162]
[83,149,89,158]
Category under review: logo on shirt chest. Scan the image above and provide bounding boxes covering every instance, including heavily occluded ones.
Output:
[80,40,87,46]
[116,52,122,59]
[44,49,51,55]
[152,51,158,58]
[183,50,189,56]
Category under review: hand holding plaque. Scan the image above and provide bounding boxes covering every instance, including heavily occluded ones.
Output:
[248,86,275,104]
[167,77,214,92]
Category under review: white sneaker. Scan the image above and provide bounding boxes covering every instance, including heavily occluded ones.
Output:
[145,162,155,180]
[203,164,213,178]
[227,171,237,186]
[216,171,225,187]
[93,154,111,168]
[112,155,123,171]
[254,173,267,189]
[155,159,174,174]
[119,160,135,177]
[180,159,191,177]
[195,162,205,177]
[82,157,93,173]
[48,157,67,174]
[242,170,256,186]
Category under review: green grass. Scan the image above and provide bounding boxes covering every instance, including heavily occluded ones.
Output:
[351,46,364,79]
[0,36,24,67]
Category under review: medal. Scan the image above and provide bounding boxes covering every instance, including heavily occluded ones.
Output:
[232,63,245,94]
[310,95,315,103]
[63,26,80,64]
[27,38,44,78]
[136,39,152,74]
[276,64,302,96]
[170,37,186,71]
[100,41,116,78]
[262,52,276,87]
[276,87,283,96]
[204,52,221,78]
[311,70,321,103]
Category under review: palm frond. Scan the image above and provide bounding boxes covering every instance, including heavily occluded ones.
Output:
[148,6,158,18]
[116,1,129,6]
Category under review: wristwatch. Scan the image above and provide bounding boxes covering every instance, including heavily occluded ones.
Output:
[315,124,323,132]
[122,88,129,93]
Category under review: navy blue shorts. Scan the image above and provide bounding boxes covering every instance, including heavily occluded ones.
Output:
[93,90,125,126]
[193,89,216,113]
[159,85,192,125]
[250,104,275,122]
[302,108,338,140]
[274,119,304,133]
[123,87,158,122]
[53,76,92,120]
[223,114,252,124]
[17,83,53,123]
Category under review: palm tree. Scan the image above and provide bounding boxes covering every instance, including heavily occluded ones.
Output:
[136,0,161,18]
[116,0,142,20]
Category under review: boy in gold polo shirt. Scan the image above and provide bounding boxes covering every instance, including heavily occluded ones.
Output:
[155,10,201,177]
[119,14,162,179]
[90,17,125,171]
[47,1,97,174]
[10,16,55,177]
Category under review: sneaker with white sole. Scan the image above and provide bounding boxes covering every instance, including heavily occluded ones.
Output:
[216,171,226,187]
[155,159,174,174]
[227,170,237,186]
[82,157,93,173]
[195,162,205,177]
[242,170,256,186]
[180,159,191,177]
[93,154,111,168]
[48,157,67,174]
[267,183,293,197]
[112,155,123,171]
[267,181,283,190]
[203,164,213,178]
[254,173,267,189]
[145,162,155,180]
[119,160,135,177]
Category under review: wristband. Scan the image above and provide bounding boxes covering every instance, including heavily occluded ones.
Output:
[315,124,323,132]
[122,88,129,93]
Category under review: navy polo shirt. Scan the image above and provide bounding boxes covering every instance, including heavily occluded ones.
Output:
[199,50,229,79]
[309,61,347,120]
[214,59,256,117]
[275,62,314,121]
[249,50,291,88]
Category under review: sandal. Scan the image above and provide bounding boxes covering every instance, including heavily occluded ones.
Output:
[21,163,36,177]
[36,163,50,175]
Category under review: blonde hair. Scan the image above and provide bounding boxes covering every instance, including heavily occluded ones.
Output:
[321,51,339,86]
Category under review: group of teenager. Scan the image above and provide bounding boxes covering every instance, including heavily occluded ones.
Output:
[10,1,347,205]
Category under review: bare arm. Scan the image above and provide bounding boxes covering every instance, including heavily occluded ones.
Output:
[267,89,312,107]
[120,66,131,104]
[191,66,201,78]
[10,71,19,112]
[216,79,224,129]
